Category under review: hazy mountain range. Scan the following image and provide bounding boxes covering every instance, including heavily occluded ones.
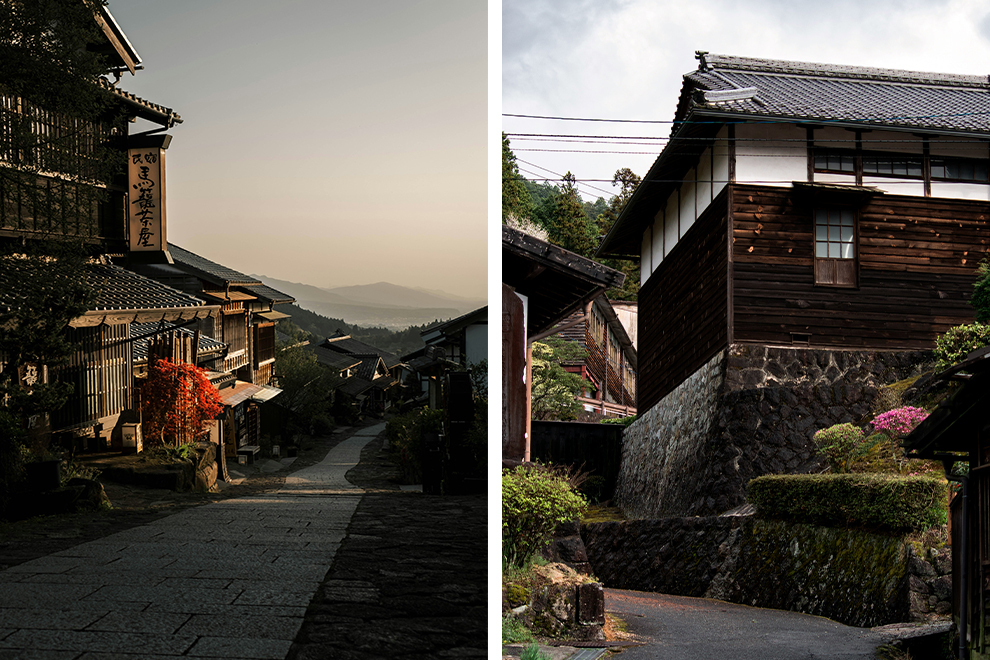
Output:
[253,275,486,330]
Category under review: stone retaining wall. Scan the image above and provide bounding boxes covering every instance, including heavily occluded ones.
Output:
[582,516,950,627]
[616,345,931,518]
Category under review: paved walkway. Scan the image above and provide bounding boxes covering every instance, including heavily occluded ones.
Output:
[0,423,385,660]
[605,588,887,660]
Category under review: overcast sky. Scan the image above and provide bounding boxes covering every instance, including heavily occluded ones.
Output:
[503,0,990,202]
[108,0,486,300]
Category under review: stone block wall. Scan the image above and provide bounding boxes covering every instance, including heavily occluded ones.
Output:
[583,516,946,628]
[616,344,931,518]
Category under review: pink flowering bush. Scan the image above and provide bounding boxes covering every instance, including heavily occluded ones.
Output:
[871,406,929,438]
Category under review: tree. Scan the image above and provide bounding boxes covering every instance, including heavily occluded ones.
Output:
[544,173,598,257]
[274,346,337,435]
[595,168,643,300]
[141,359,224,448]
[0,0,125,235]
[531,337,592,421]
[502,133,532,222]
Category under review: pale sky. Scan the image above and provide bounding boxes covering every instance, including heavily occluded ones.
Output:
[503,0,990,202]
[109,0,487,300]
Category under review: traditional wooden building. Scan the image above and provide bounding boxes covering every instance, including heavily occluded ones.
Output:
[502,225,625,461]
[597,53,990,518]
[546,295,636,419]
[405,306,488,408]
[129,244,294,387]
[317,332,400,415]
[125,246,294,457]
[599,53,990,412]
[0,4,227,449]
[904,351,990,660]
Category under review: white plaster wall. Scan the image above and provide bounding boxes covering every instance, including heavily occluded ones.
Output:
[866,130,923,154]
[815,172,858,184]
[680,172,697,236]
[697,147,713,206]
[652,211,664,271]
[862,176,926,197]
[735,123,806,186]
[640,229,652,286]
[465,324,488,366]
[931,182,990,201]
[814,126,856,149]
[713,127,730,199]
[664,193,679,257]
[930,138,988,159]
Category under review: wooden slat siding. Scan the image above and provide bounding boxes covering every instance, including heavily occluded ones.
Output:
[584,321,607,400]
[638,191,730,412]
[53,324,133,429]
[730,184,988,348]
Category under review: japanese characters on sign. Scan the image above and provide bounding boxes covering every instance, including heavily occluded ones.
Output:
[127,147,166,251]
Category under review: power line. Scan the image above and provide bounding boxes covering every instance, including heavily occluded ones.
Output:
[505,132,990,145]
[517,159,616,197]
[515,148,659,155]
[504,110,990,124]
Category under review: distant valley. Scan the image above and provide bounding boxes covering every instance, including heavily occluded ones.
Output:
[253,275,486,330]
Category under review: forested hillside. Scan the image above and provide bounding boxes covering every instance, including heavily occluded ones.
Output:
[502,133,641,301]
[277,304,431,356]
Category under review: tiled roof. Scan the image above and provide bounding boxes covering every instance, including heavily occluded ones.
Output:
[304,345,362,371]
[353,355,385,381]
[682,53,990,134]
[338,376,376,397]
[86,262,206,312]
[100,79,182,127]
[168,245,261,287]
[322,335,401,369]
[243,284,295,305]
[131,322,227,363]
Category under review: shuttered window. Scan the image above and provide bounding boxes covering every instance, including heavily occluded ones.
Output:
[814,208,857,287]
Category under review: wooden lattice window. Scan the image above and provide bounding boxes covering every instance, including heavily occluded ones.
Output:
[814,208,857,287]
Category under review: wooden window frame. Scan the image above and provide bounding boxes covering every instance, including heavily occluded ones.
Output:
[814,206,858,288]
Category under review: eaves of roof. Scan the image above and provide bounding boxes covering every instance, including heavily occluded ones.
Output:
[167,245,260,288]
[598,53,990,259]
[100,79,181,127]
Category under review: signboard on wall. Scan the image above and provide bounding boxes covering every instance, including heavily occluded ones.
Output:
[127,134,171,252]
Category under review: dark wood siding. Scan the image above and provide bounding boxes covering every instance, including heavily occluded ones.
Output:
[53,324,133,429]
[639,191,729,411]
[732,184,987,348]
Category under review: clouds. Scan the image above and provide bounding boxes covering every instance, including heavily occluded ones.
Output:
[503,0,990,201]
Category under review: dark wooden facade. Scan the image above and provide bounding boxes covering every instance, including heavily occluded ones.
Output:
[51,324,133,431]
[552,297,636,417]
[638,190,729,411]
[638,183,988,411]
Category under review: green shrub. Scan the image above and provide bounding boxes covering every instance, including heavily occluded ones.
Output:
[812,423,875,473]
[502,466,588,567]
[748,473,948,532]
[933,322,990,372]
[502,614,534,643]
[521,643,551,660]
[385,407,444,483]
[601,415,637,427]
[972,259,990,322]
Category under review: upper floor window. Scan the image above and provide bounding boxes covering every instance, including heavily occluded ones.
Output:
[814,208,857,287]
[814,148,855,173]
[862,153,922,178]
[931,157,989,182]
[815,147,989,183]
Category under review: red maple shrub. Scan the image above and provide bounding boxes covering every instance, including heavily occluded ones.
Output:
[141,359,224,447]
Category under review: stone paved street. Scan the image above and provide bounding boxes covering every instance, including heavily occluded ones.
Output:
[0,424,385,659]
[287,490,488,659]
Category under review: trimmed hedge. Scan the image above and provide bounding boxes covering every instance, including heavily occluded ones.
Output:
[748,473,947,532]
